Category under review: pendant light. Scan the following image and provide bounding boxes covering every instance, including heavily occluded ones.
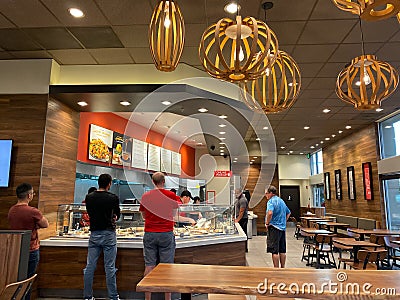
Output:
[149,0,185,72]
[336,17,399,110]
[332,0,400,21]
[198,1,278,82]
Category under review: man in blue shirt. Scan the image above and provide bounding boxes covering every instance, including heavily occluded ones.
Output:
[265,185,291,268]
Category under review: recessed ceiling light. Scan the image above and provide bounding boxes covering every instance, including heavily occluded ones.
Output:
[224,2,240,14]
[220,137,226,140]
[290,137,295,141]
[310,146,315,149]
[289,151,293,153]
[256,138,261,141]
[385,125,392,129]
[323,109,331,113]
[219,142,225,145]
[250,162,253,164]
[219,124,226,127]
[338,130,343,134]
[219,131,226,135]
[161,100,171,105]
[198,108,208,113]
[332,134,336,137]
[280,146,285,149]
[325,137,330,140]
[316,144,319,146]
[77,101,88,106]
[251,159,255,162]
[263,126,269,130]
[320,141,324,144]
[219,115,227,119]
[220,153,225,156]
[376,108,384,112]
[219,146,225,149]
[345,125,352,129]
[68,8,84,18]
[197,142,203,145]
[253,156,257,158]
[120,101,131,106]
[304,126,310,130]
[300,152,304,155]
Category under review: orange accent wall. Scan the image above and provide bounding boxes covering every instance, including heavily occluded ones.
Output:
[77,112,195,177]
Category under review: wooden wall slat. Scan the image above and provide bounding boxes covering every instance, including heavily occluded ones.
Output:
[323,124,384,224]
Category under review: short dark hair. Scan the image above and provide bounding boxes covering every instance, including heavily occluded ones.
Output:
[180,190,193,199]
[170,188,177,194]
[267,185,277,195]
[98,174,112,189]
[88,186,97,194]
[152,172,165,186]
[16,183,33,199]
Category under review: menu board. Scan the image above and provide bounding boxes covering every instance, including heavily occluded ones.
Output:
[88,124,113,162]
[131,138,148,170]
[147,144,161,171]
[111,133,132,166]
[171,151,181,175]
[160,148,172,173]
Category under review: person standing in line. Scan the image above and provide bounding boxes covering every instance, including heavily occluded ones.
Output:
[234,188,249,252]
[83,174,120,300]
[265,185,291,268]
[140,172,183,300]
[8,183,49,300]
[80,186,97,228]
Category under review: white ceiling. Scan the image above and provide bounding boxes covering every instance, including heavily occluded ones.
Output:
[1,0,400,156]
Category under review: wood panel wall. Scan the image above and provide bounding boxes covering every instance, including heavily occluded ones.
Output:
[0,95,48,230]
[38,97,80,239]
[323,124,384,224]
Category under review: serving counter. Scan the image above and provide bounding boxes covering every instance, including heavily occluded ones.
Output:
[38,204,247,299]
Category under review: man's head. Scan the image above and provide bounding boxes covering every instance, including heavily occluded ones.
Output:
[234,188,242,198]
[152,172,165,187]
[180,190,193,204]
[98,174,112,189]
[265,185,277,200]
[16,183,34,200]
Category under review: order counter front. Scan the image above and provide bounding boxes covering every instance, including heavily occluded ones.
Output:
[38,204,247,299]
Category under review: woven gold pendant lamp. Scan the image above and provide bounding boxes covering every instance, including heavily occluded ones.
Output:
[332,0,400,21]
[149,0,184,72]
[199,13,278,82]
[241,50,301,113]
[336,18,399,110]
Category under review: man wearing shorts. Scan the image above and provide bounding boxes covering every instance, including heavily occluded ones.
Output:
[265,185,291,268]
[140,172,180,300]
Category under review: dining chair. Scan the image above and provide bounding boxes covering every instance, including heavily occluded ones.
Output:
[333,239,355,269]
[343,249,387,270]
[311,234,337,269]
[383,236,400,268]
[0,273,37,300]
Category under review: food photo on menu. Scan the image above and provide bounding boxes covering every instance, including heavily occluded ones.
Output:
[112,132,124,165]
[88,124,113,163]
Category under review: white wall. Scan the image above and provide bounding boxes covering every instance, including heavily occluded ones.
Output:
[0,59,52,94]
[279,179,311,207]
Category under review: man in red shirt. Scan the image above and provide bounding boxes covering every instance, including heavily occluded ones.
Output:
[140,172,194,300]
[8,183,49,300]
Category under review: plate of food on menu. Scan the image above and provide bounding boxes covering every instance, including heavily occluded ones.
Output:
[89,138,111,162]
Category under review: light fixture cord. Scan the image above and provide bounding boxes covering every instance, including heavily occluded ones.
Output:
[236,0,240,16]
[358,16,365,56]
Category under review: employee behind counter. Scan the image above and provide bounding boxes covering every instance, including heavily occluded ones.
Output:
[176,190,201,226]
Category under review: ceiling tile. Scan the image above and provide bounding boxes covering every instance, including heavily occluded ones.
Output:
[298,20,357,44]
[321,98,348,107]
[181,47,200,65]
[268,21,305,45]
[41,0,110,26]
[9,50,52,59]
[179,0,206,24]
[23,28,82,50]
[293,44,337,63]
[311,0,357,20]
[113,25,148,48]
[328,43,382,63]
[298,89,332,99]
[307,77,336,90]
[259,0,317,22]
[0,29,42,51]
[185,24,206,47]
[317,62,345,77]
[376,42,400,62]
[344,18,399,43]
[68,27,124,48]
[89,48,134,64]
[96,0,153,25]
[49,49,97,64]
[297,63,321,77]
[0,0,61,27]
[128,47,153,64]
[0,13,15,28]
[0,51,15,59]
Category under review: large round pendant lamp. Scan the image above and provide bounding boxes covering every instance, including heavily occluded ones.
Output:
[241,50,301,113]
[199,15,278,82]
[149,0,185,72]
[332,0,400,21]
[336,54,399,109]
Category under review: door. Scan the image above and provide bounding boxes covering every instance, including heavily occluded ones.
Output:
[280,185,301,221]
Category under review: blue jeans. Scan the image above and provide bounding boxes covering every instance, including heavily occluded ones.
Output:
[24,249,39,300]
[83,230,119,300]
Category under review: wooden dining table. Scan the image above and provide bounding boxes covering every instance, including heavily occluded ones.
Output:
[333,238,381,261]
[300,217,326,228]
[317,222,350,233]
[136,263,400,299]
[347,228,400,241]
[301,228,333,235]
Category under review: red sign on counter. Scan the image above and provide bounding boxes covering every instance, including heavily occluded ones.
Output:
[214,170,232,177]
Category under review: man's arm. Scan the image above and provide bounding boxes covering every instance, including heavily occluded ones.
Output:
[235,207,245,223]
[174,214,196,225]
[37,216,49,228]
[265,210,273,227]
[286,212,291,221]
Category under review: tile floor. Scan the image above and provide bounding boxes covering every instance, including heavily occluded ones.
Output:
[38,226,343,299]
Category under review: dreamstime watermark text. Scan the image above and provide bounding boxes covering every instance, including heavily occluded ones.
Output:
[256,272,396,296]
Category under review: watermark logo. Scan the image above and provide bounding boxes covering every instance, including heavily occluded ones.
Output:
[256,271,396,296]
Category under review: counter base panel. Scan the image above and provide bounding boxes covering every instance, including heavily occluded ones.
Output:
[38,241,246,297]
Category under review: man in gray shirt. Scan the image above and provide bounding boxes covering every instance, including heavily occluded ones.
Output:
[234,188,248,251]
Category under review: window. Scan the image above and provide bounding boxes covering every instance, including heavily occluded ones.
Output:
[310,150,323,175]
[379,112,400,159]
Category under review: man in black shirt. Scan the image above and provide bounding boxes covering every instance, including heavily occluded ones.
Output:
[83,174,121,300]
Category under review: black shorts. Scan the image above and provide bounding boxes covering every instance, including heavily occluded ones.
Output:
[266,226,286,254]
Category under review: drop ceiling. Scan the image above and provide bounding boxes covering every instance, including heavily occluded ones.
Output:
[1,0,400,157]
